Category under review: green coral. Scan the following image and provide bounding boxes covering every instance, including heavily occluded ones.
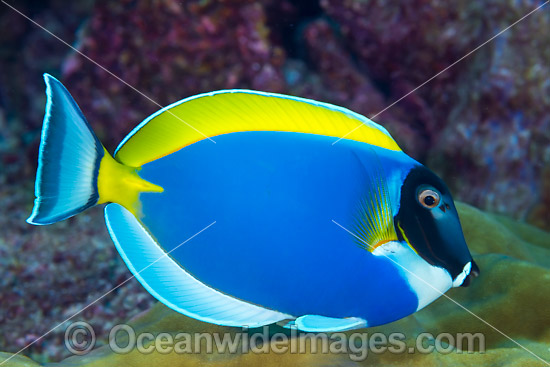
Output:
[2,202,549,366]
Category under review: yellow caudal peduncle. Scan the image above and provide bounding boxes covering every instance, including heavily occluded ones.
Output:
[97,148,163,216]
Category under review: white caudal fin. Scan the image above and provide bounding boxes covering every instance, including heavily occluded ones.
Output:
[27,74,104,225]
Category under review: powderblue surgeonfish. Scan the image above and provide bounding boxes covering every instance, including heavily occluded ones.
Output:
[27,74,479,332]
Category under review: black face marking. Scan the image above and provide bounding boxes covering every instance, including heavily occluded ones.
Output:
[395,165,478,282]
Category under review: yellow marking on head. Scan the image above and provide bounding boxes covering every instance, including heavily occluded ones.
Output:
[114,91,401,167]
[97,148,163,216]
[397,221,418,255]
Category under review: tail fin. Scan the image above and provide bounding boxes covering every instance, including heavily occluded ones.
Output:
[27,74,105,225]
[28,74,164,225]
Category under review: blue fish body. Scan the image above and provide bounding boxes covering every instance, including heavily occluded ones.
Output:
[139,131,418,326]
[27,74,479,331]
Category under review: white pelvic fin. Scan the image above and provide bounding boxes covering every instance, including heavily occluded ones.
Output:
[293,315,367,332]
[104,203,293,327]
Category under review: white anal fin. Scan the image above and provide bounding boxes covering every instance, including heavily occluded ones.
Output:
[104,204,293,327]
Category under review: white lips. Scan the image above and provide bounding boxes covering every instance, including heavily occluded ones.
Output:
[452,261,472,287]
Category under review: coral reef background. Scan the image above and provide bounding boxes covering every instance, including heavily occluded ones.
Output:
[2,202,550,366]
[0,0,549,364]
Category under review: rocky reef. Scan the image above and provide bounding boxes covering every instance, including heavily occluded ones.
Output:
[318,0,550,225]
[60,0,287,150]
[0,0,548,225]
[0,184,155,363]
[1,202,549,366]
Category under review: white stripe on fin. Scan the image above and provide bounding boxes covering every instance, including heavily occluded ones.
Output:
[292,315,367,332]
[27,74,103,225]
[104,203,293,327]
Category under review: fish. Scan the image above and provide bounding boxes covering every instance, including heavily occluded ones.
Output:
[27,74,479,332]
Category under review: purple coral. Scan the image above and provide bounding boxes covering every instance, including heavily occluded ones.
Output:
[321,0,550,219]
[61,0,286,150]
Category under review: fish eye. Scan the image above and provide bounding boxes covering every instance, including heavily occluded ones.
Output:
[417,187,440,209]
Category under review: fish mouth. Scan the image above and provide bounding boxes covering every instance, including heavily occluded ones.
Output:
[453,260,480,287]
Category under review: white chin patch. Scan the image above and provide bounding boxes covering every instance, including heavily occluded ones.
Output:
[452,261,472,288]
[373,241,453,311]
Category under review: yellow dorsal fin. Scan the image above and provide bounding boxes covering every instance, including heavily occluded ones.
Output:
[114,90,401,167]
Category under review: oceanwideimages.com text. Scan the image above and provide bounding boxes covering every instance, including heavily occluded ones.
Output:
[65,321,485,361]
